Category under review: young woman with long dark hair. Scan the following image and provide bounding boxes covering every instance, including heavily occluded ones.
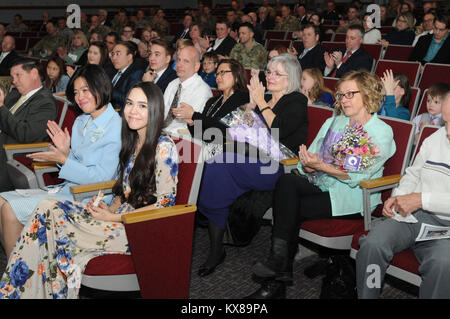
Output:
[0,82,178,299]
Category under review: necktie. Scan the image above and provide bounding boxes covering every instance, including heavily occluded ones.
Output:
[299,48,309,59]
[10,95,27,114]
[112,71,122,87]
[165,83,182,125]
[331,51,352,78]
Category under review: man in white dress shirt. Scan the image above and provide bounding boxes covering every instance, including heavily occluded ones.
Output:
[163,45,212,135]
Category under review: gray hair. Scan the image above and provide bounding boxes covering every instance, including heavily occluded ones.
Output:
[267,53,302,94]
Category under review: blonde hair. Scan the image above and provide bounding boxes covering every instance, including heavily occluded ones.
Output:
[303,68,333,102]
[334,70,383,114]
[72,30,88,49]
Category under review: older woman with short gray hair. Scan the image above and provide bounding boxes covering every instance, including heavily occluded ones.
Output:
[195,54,309,278]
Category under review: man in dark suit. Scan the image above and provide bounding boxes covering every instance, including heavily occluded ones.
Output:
[0,58,58,191]
[170,14,193,48]
[207,21,237,59]
[257,6,275,30]
[324,24,374,78]
[409,13,450,65]
[0,35,18,76]
[142,38,177,93]
[288,24,326,73]
[107,41,144,112]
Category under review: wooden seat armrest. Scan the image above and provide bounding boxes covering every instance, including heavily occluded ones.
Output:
[70,180,117,194]
[360,174,403,189]
[32,161,58,170]
[3,142,51,151]
[281,157,299,166]
[122,204,197,224]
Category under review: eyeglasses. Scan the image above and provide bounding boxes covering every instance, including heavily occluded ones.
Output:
[202,61,216,65]
[264,70,287,78]
[216,70,232,77]
[336,91,360,100]
[109,51,123,57]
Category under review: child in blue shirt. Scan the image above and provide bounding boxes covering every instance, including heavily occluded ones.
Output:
[378,70,411,120]
[200,52,218,88]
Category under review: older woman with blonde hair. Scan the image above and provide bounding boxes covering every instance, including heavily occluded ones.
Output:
[63,30,89,65]
[380,12,415,46]
[246,70,396,299]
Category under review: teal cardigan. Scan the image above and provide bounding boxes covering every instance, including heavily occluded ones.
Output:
[298,113,396,217]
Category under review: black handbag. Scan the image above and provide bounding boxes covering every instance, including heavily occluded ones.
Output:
[320,255,357,299]
[223,190,273,246]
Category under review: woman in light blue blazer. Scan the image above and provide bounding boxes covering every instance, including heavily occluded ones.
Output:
[0,64,122,258]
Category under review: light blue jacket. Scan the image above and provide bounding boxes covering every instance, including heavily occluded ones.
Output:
[298,113,396,216]
[57,103,122,196]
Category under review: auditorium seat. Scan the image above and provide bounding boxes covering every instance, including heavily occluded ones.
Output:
[417,63,450,93]
[375,59,421,87]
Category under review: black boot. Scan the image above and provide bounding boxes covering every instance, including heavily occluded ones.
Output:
[244,280,286,299]
[198,220,226,277]
[252,237,297,283]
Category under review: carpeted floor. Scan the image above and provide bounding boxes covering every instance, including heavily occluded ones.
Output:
[0,223,418,299]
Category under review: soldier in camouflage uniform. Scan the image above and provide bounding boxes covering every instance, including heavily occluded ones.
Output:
[275,5,300,31]
[230,23,267,70]
[28,21,66,58]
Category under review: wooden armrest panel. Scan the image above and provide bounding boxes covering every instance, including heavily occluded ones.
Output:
[360,174,402,189]
[32,161,57,170]
[70,180,117,194]
[122,204,197,224]
[281,157,299,166]
[4,142,51,150]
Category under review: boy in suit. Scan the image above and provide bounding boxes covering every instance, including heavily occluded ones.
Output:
[142,38,177,93]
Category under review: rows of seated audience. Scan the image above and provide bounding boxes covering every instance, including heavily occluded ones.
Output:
[0,0,449,299]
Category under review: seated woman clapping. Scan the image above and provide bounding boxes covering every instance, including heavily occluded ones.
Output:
[0,82,178,299]
[176,59,249,154]
[0,64,122,259]
[195,54,309,277]
[246,70,396,299]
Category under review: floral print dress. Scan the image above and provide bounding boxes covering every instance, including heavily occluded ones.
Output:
[0,135,178,299]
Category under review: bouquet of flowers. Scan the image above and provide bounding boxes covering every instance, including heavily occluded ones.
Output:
[331,123,380,171]
[307,119,380,185]
[220,108,296,161]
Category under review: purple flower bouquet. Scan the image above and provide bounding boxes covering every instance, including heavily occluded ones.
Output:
[220,109,296,161]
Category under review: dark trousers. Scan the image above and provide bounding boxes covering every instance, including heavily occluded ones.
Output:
[272,173,361,242]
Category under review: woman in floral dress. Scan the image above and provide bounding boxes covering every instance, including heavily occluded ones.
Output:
[0,82,178,299]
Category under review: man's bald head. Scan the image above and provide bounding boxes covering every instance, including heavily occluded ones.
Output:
[176,45,201,82]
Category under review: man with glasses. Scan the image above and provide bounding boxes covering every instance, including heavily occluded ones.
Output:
[323,24,373,78]
[120,24,140,44]
[107,41,144,112]
[413,11,435,46]
[229,22,267,70]
[206,21,237,60]
[409,13,450,65]
[142,38,177,93]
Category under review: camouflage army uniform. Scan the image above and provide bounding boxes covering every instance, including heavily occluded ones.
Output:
[275,16,300,31]
[30,34,67,58]
[230,40,267,70]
